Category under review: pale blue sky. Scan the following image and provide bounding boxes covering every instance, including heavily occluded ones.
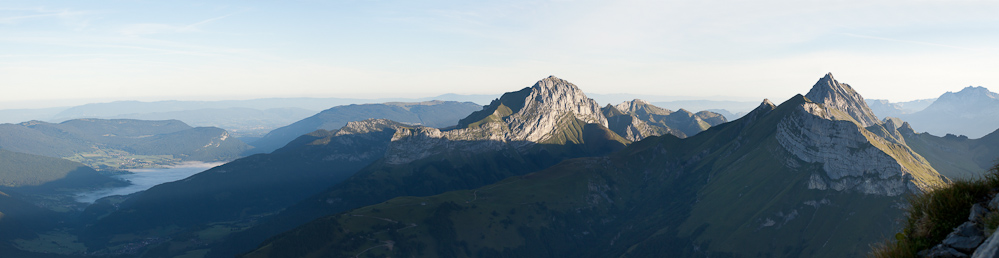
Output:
[2,0,998,109]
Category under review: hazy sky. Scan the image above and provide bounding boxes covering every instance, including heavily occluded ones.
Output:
[2,0,998,109]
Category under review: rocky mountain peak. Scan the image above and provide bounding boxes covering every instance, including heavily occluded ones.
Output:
[957,86,999,99]
[336,119,406,136]
[898,121,916,135]
[936,86,999,104]
[455,76,608,142]
[512,76,608,141]
[734,98,777,126]
[756,98,777,113]
[614,99,670,117]
[384,76,626,164]
[804,73,881,127]
[674,108,695,117]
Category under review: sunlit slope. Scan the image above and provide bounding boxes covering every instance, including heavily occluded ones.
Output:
[242,92,945,258]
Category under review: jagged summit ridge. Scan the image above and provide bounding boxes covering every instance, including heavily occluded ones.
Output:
[804,73,881,127]
[929,86,999,112]
[954,86,999,99]
[509,76,608,141]
[381,76,620,164]
[602,99,727,141]
[613,99,669,116]
[456,76,607,142]
[775,90,944,196]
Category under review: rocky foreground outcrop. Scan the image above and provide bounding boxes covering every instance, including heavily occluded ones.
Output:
[921,193,999,258]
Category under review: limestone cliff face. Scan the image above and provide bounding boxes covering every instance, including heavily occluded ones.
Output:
[614,99,671,117]
[604,99,727,141]
[377,76,618,164]
[603,102,680,141]
[500,76,608,142]
[775,95,945,196]
[804,73,881,127]
[603,112,670,141]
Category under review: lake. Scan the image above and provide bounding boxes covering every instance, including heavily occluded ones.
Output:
[75,162,224,203]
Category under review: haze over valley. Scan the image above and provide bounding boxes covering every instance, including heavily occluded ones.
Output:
[2,1,999,257]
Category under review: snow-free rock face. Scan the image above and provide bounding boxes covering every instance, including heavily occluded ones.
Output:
[805,73,881,127]
[776,94,944,196]
[381,76,622,164]
[489,75,608,142]
[275,119,404,163]
[775,74,946,195]
[614,99,670,117]
[603,99,727,141]
[603,105,668,141]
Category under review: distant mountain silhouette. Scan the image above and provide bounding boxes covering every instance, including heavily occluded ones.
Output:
[248,101,482,154]
[898,86,999,138]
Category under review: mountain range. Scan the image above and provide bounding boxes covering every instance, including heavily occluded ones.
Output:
[240,73,950,258]
[4,73,998,258]
[866,98,936,118]
[603,99,726,141]
[247,101,483,154]
[63,76,730,257]
[0,95,500,140]
[895,86,999,139]
[651,100,758,120]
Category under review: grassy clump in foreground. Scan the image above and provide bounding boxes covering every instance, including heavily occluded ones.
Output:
[870,162,999,258]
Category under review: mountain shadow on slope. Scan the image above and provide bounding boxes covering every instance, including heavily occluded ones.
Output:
[203,76,631,257]
[898,121,999,180]
[207,121,627,258]
[240,74,947,258]
[0,149,122,191]
[79,120,407,252]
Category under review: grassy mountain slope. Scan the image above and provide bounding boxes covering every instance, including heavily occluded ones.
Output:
[870,163,999,257]
[210,117,629,258]
[0,190,61,242]
[602,100,727,141]
[79,120,408,255]
[902,125,999,180]
[0,149,110,188]
[205,76,629,257]
[0,152,115,257]
[0,149,125,212]
[242,92,945,258]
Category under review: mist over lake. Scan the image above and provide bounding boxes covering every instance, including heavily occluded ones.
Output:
[75,162,223,203]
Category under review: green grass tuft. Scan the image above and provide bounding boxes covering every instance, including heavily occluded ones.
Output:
[870,162,999,258]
